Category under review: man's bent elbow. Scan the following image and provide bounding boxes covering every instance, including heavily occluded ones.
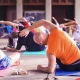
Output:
[48,69,55,74]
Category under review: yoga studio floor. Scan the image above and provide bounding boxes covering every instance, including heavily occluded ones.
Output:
[0,39,80,80]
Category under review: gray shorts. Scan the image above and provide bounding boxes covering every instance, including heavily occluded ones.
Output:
[0,56,12,70]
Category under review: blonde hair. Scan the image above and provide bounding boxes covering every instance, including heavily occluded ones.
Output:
[34,26,46,33]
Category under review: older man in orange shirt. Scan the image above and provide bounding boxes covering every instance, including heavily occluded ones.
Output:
[19,19,80,73]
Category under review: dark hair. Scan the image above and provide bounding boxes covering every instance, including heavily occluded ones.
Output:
[20,21,24,25]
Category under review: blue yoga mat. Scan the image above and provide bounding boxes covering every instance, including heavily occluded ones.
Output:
[55,65,80,76]
[23,50,46,55]
[56,69,80,76]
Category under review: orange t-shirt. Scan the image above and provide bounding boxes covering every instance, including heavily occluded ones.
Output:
[47,28,80,64]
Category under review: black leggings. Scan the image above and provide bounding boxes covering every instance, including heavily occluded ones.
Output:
[56,58,80,71]
[8,37,13,46]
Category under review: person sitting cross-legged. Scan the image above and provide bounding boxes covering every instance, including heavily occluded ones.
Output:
[0,50,20,70]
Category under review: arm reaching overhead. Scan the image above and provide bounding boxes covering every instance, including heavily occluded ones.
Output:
[17,17,28,22]
[19,19,57,37]
[64,18,73,22]
[52,17,59,27]
[63,21,77,26]
[59,20,78,29]
[0,21,19,27]
[29,19,57,31]
[18,16,34,22]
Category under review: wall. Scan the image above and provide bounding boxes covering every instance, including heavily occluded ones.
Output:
[52,5,74,24]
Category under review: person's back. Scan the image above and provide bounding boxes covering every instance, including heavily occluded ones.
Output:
[16,31,45,51]
[47,28,80,65]
[24,32,45,51]
[15,25,46,51]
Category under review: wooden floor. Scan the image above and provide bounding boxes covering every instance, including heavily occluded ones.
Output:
[0,38,79,80]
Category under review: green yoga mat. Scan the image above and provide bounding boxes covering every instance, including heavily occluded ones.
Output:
[23,50,46,55]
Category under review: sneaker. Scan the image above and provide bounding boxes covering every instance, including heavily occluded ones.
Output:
[18,68,28,75]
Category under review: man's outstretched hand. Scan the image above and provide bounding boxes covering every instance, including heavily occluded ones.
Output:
[37,65,52,73]
[19,28,30,37]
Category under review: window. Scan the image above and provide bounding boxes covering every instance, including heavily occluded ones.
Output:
[24,11,45,21]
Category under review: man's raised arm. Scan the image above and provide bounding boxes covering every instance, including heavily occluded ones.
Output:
[19,19,57,37]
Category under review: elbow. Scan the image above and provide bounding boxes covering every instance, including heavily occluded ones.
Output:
[49,70,54,74]
[48,69,54,74]
[41,19,45,21]
[40,19,48,26]
[40,19,46,22]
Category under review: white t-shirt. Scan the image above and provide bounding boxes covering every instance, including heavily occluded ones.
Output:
[72,24,80,44]
[0,50,6,60]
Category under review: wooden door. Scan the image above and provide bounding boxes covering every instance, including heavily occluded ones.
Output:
[7,8,16,21]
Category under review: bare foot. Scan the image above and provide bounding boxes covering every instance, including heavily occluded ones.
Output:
[12,60,20,66]
[6,47,11,51]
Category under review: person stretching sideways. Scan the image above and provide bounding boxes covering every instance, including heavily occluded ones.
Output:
[0,19,46,52]
[19,19,80,73]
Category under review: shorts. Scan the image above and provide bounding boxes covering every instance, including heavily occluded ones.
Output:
[0,56,12,70]
[56,58,80,71]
